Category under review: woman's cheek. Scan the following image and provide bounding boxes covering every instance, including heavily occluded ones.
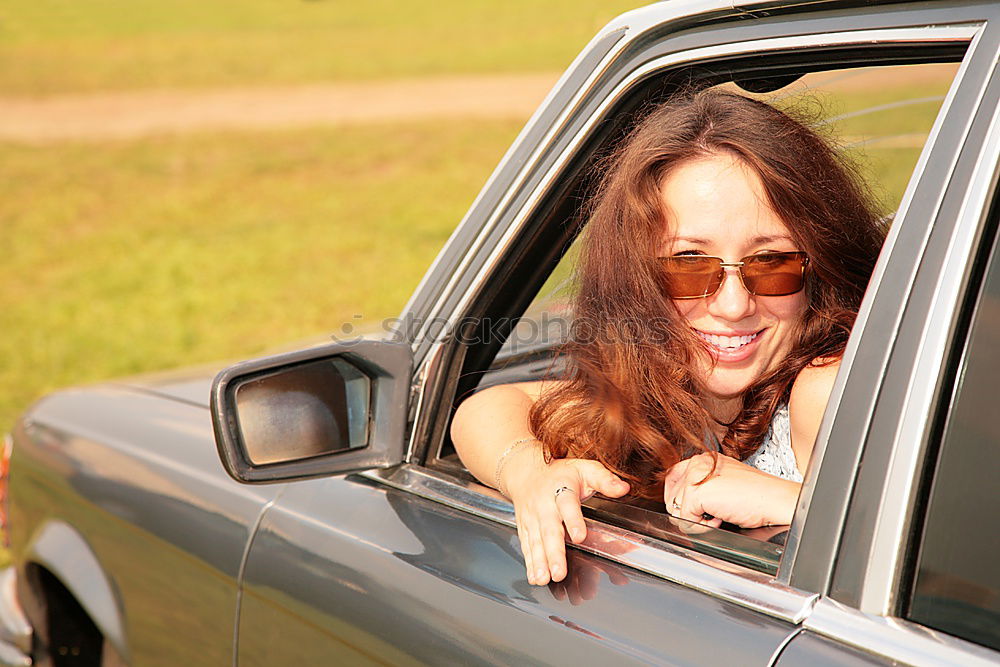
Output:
[672,299,699,322]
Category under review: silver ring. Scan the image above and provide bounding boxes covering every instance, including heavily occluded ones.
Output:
[670,498,681,511]
[554,486,572,500]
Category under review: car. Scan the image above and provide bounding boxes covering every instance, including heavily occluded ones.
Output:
[3,0,1000,665]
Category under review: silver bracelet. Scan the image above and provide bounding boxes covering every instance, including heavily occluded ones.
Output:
[494,437,540,496]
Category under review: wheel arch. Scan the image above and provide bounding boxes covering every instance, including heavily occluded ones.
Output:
[18,520,128,663]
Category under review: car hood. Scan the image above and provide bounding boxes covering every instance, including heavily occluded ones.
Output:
[117,364,220,408]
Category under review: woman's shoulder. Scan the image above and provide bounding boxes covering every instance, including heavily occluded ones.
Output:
[788,357,841,470]
[790,358,841,406]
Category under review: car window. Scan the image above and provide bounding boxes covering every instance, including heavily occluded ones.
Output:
[498,62,959,359]
[905,201,1000,650]
[435,44,968,576]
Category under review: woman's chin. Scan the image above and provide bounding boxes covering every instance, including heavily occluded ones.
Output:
[703,375,756,403]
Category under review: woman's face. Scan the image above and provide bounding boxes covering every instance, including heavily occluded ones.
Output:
[659,152,808,415]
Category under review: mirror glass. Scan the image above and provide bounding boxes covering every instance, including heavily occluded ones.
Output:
[233,357,371,465]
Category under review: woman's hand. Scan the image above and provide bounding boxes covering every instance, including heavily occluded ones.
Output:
[503,455,630,586]
[662,452,799,529]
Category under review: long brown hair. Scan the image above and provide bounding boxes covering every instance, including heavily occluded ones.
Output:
[528,88,886,499]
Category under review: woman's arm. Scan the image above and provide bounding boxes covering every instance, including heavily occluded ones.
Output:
[663,357,843,528]
[450,380,551,491]
[451,381,630,585]
[663,454,800,528]
[788,358,841,474]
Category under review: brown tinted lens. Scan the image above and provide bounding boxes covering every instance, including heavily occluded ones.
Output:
[741,252,807,296]
[661,256,724,298]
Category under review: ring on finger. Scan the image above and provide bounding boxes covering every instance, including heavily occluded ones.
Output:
[670,497,681,511]
[554,486,573,500]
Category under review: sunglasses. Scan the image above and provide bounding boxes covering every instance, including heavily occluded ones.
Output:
[659,251,809,299]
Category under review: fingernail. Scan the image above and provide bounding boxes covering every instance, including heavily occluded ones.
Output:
[536,568,547,582]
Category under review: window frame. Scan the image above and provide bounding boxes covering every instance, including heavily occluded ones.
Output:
[369,1,992,632]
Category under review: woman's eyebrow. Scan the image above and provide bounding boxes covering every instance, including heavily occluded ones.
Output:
[752,234,793,244]
[668,234,794,246]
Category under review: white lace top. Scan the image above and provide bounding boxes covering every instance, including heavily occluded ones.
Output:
[743,404,803,482]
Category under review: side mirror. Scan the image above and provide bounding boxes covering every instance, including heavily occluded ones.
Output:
[210,340,412,483]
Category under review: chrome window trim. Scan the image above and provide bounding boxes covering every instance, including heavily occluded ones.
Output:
[803,597,1000,666]
[857,56,1000,615]
[403,340,445,464]
[361,464,818,625]
[779,22,986,585]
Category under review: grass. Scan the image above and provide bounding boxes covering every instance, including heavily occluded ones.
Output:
[0,0,640,95]
[0,119,524,433]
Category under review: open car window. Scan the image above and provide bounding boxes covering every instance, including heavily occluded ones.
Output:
[416,20,976,581]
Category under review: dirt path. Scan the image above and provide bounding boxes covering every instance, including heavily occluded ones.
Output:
[0,63,955,144]
[0,72,560,143]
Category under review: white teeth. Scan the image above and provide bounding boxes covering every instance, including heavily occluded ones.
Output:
[697,331,759,350]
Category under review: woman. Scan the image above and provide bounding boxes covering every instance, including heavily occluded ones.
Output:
[451,88,886,586]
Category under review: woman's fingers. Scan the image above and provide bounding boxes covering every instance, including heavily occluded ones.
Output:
[511,458,630,585]
[517,519,536,584]
[539,503,570,582]
[580,461,630,498]
[663,457,691,489]
[528,516,555,585]
[555,487,587,544]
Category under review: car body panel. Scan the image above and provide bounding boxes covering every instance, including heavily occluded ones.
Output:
[777,630,890,666]
[9,387,283,665]
[238,476,795,665]
[119,371,217,407]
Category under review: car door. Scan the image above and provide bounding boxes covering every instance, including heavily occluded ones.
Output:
[229,2,991,664]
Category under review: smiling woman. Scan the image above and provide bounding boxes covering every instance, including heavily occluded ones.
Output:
[450,88,886,586]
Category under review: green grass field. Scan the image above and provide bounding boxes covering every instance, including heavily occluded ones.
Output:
[0,119,525,432]
[1,0,639,95]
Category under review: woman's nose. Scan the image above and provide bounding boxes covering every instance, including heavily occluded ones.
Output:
[707,267,756,321]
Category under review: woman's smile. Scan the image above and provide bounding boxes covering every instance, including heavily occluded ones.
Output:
[694,328,764,362]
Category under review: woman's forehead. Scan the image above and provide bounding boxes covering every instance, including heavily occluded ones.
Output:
[658,153,791,242]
